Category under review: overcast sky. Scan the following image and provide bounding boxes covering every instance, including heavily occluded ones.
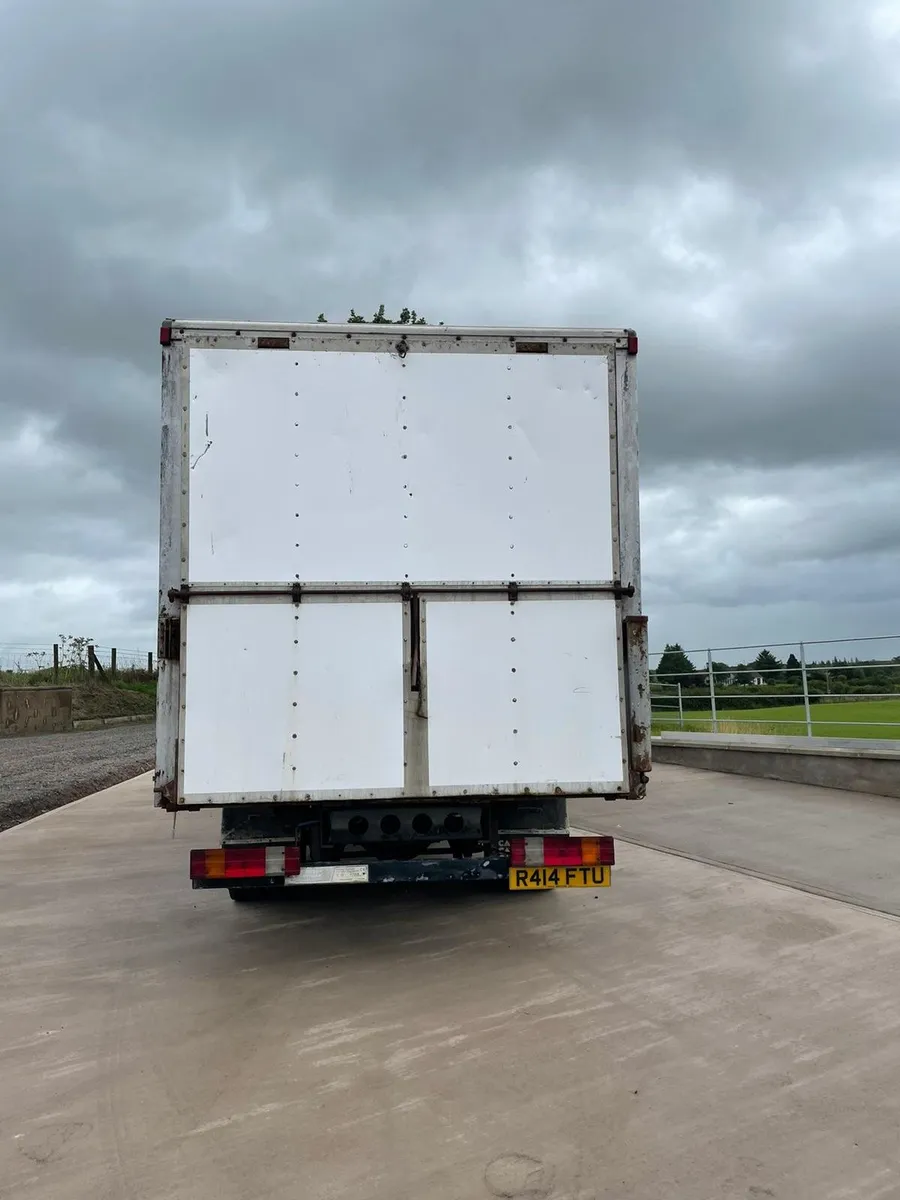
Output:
[1,0,899,665]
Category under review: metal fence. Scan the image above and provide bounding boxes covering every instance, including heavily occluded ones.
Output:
[5,633,898,737]
[651,634,900,739]
[0,643,155,678]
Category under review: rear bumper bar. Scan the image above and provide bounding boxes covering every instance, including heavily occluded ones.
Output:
[192,855,511,889]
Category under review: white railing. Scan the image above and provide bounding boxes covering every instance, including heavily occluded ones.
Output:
[651,634,900,739]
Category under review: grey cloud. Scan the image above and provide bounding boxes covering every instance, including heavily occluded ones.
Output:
[0,0,898,649]
[6,1,894,205]
[640,460,900,650]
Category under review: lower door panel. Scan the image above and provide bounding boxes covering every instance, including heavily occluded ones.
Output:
[424,598,625,792]
[181,601,404,799]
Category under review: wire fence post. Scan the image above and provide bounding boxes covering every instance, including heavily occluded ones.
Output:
[53,643,59,684]
[88,645,96,675]
[677,682,684,731]
[148,652,154,674]
[707,649,718,733]
[110,647,117,676]
[799,642,813,738]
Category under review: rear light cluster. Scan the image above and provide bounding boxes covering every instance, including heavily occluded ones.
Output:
[190,835,614,879]
[508,835,614,868]
[190,846,301,880]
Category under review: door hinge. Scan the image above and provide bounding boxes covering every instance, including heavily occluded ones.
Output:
[158,615,181,663]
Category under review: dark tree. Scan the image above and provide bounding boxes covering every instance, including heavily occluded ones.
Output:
[750,649,784,681]
[784,652,802,688]
[656,644,698,687]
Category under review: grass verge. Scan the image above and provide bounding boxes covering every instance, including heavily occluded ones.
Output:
[652,698,900,740]
[0,670,157,723]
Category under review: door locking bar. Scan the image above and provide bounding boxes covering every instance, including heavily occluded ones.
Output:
[168,581,635,603]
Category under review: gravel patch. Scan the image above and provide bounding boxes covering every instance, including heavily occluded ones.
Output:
[0,723,154,831]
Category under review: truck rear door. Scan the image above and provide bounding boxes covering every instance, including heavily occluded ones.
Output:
[156,325,648,808]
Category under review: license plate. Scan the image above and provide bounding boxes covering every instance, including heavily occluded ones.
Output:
[509,866,611,890]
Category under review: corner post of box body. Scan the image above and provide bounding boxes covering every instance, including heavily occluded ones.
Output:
[155,323,186,809]
[615,337,650,794]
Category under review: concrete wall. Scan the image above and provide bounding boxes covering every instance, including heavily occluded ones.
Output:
[653,732,900,800]
[0,687,74,736]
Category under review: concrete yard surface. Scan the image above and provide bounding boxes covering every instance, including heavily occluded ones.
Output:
[572,763,900,915]
[2,776,900,1199]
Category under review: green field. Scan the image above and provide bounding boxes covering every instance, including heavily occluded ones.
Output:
[651,698,900,740]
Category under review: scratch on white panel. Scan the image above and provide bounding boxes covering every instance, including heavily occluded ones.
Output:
[190,440,213,469]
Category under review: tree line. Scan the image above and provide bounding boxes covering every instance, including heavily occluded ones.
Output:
[654,644,900,711]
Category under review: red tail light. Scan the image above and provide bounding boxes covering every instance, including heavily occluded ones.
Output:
[190,846,301,880]
[508,835,614,868]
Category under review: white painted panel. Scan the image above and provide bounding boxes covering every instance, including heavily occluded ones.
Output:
[182,602,403,796]
[401,353,613,581]
[426,599,624,789]
[188,348,407,583]
[187,348,612,585]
